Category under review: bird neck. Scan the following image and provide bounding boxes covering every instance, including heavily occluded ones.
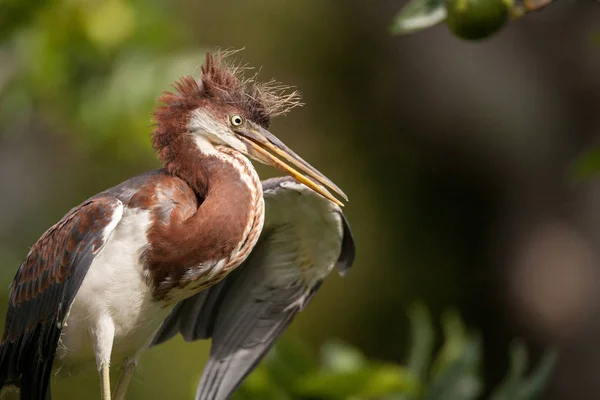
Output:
[148,138,265,301]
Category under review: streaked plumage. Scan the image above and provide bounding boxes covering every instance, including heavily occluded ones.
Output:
[0,197,123,398]
[0,52,348,400]
[153,177,355,400]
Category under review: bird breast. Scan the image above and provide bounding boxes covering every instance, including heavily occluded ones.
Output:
[56,207,168,372]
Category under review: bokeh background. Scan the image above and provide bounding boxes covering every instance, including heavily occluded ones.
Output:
[1,0,599,399]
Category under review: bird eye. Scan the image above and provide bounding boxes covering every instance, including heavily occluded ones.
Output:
[230,114,244,127]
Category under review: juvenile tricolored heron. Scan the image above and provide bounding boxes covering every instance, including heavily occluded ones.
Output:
[0,52,353,400]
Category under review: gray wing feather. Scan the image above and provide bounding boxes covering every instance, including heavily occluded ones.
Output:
[193,241,309,400]
[152,283,224,345]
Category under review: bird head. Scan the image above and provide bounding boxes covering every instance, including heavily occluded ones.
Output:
[152,51,346,206]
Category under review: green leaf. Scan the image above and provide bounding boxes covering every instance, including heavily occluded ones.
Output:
[570,146,600,181]
[296,364,418,399]
[297,340,420,399]
[358,364,420,398]
[490,342,558,400]
[321,339,368,372]
[262,338,318,394]
[424,336,483,400]
[405,303,435,379]
[426,310,483,400]
[296,369,373,399]
[236,339,320,400]
[390,0,447,35]
[271,337,319,376]
[430,309,469,377]
[519,350,558,399]
[489,340,528,400]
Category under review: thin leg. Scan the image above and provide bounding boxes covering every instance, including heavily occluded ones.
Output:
[100,361,111,400]
[113,359,137,400]
[93,316,115,400]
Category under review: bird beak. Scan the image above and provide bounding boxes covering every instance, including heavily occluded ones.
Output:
[234,125,347,207]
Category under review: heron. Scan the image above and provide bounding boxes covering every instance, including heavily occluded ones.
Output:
[0,52,351,400]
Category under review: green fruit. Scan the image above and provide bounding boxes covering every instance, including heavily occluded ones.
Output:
[445,0,512,40]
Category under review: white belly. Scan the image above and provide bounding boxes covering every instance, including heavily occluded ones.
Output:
[55,208,169,374]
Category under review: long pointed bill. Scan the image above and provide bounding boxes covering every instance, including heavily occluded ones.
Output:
[235,125,347,207]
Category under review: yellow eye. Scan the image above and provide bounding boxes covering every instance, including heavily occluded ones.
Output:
[230,114,244,127]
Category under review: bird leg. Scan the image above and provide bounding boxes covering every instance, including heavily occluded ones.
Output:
[113,358,137,400]
[100,361,112,400]
[93,317,115,400]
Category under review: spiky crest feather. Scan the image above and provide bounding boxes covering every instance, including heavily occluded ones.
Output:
[153,51,301,130]
[151,51,302,171]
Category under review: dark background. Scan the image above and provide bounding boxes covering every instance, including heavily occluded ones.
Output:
[0,0,599,399]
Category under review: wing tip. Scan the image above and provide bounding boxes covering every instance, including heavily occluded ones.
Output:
[336,212,356,276]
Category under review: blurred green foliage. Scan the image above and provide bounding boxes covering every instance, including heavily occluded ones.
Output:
[391,0,600,180]
[0,0,203,159]
[234,304,557,400]
[571,146,600,182]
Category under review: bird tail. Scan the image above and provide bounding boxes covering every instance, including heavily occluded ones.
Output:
[0,340,23,399]
[0,326,58,400]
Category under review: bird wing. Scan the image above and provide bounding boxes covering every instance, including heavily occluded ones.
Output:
[152,177,356,400]
[334,211,355,277]
[0,196,123,399]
